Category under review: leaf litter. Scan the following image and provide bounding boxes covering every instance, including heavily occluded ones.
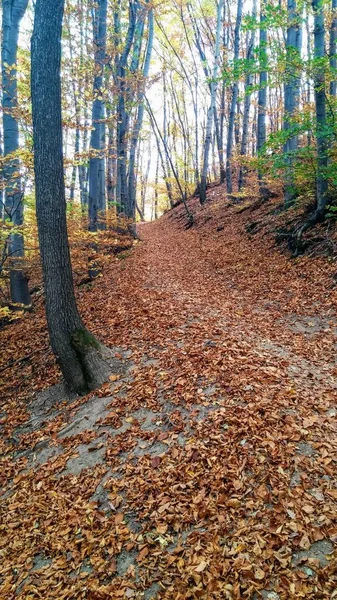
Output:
[0,191,337,598]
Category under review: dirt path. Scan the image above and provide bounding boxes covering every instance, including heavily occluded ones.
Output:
[1,208,337,599]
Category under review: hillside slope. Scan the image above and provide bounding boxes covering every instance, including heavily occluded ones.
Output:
[1,189,337,599]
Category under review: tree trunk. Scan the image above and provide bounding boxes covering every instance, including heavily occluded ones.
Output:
[199,0,224,204]
[225,0,242,194]
[330,0,337,96]
[283,0,302,208]
[153,124,173,208]
[88,0,107,231]
[2,0,31,308]
[31,0,110,394]
[115,2,137,215]
[312,0,328,216]
[238,7,256,191]
[127,3,154,220]
[257,0,269,199]
[0,129,4,221]
[219,7,227,185]
[106,105,116,206]
[147,99,193,224]
[154,155,159,220]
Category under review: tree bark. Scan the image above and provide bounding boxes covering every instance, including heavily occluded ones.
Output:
[312,0,328,216]
[226,0,243,193]
[127,3,154,220]
[330,0,337,96]
[31,0,110,394]
[238,4,256,191]
[88,0,107,231]
[115,1,138,216]
[283,0,302,208]
[2,0,31,308]
[199,0,224,204]
[257,0,269,199]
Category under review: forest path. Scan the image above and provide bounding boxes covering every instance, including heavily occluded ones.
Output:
[2,205,337,599]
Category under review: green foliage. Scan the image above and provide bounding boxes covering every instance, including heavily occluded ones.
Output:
[326,205,337,218]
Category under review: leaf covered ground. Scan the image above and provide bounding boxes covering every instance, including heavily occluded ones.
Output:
[1,189,337,599]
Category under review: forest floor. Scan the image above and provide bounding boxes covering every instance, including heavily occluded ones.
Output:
[1,188,337,599]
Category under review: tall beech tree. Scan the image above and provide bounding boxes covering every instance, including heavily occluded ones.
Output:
[311,0,328,219]
[127,2,154,219]
[226,0,243,194]
[2,0,30,307]
[198,0,224,204]
[283,0,302,208]
[257,0,268,199]
[31,0,110,393]
[330,0,337,96]
[238,0,257,191]
[88,0,108,231]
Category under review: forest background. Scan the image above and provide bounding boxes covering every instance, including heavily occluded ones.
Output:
[1,0,337,313]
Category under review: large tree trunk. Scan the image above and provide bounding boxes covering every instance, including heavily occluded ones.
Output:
[88,0,107,231]
[31,0,110,394]
[2,0,31,308]
[283,0,302,208]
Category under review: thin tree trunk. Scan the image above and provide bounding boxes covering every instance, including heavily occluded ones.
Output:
[153,125,173,208]
[115,1,137,215]
[88,0,107,231]
[0,129,4,220]
[199,0,224,204]
[283,0,302,208]
[146,99,193,224]
[257,0,269,199]
[312,0,328,216]
[330,0,337,96]
[127,3,154,220]
[2,0,31,307]
[219,6,227,185]
[238,6,256,191]
[154,155,159,219]
[226,0,242,193]
[106,105,116,206]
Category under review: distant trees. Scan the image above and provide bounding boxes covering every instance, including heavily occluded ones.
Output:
[3,0,337,325]
[54,0,155,225]
[149,0,337,227]
[32,0,109,393]
[194,0,224,204]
